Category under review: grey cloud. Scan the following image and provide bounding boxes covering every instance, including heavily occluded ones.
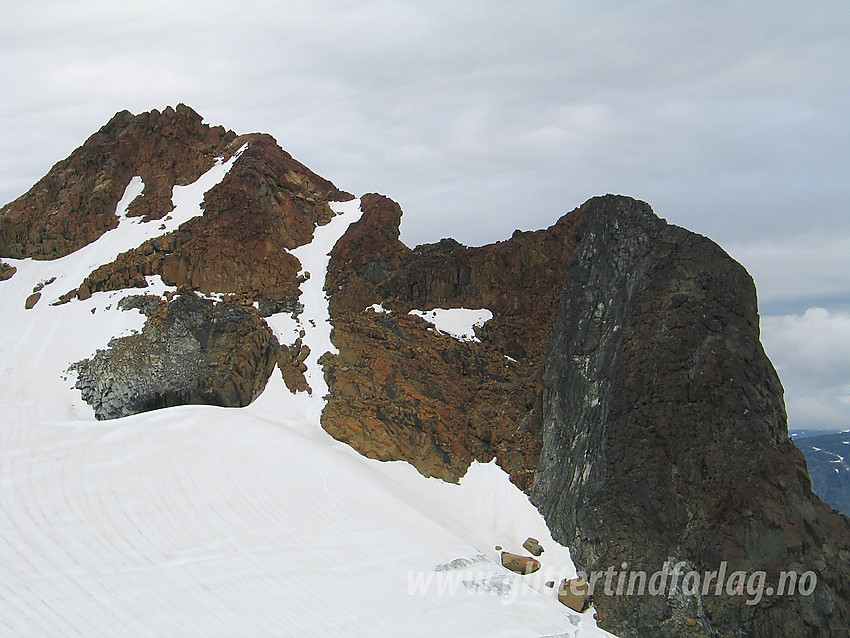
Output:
[727,237,850,314]
[761,308,850,431]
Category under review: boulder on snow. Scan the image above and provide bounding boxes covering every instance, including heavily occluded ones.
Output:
[0,261,16,281]
[558,577,591,612]
[25,292,41,310]
[522,537,543,556]
[500,551,540,575]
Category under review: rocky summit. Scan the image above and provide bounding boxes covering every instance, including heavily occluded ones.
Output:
[1,106,848,637]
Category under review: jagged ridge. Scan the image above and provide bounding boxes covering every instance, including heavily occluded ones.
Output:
[2,107,849,637]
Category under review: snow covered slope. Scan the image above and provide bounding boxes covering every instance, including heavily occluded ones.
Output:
[0,160,613,636]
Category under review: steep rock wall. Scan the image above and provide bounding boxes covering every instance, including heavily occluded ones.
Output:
[532,195,850,637]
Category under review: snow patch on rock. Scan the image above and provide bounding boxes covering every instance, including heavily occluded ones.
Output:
[368,303,391,314]
[409,308,493,342]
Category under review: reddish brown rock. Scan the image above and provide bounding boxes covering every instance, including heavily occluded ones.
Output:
[558,577,591,612]
[0,105,235,260]
[322,193,580,486]
[278,341,310,393]
[500,552,541,575]
[59,132,351,305]
[326,192,410,315]
[2,107,352,313]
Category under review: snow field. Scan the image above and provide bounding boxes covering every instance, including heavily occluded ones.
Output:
[0,402,609,637]
[0,156,614,636]
[270,198,364,425]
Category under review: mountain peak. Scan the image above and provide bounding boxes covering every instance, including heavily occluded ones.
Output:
[2,108,849,637]
[1,106,234,260]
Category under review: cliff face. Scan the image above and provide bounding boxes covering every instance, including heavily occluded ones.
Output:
[321,193,580,486]
[532,196,850,637]
[73,294,280,420]
[3,107,849,636]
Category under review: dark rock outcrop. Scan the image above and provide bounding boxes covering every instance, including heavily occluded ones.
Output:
[531,196,850,637]
[72,294,279,420]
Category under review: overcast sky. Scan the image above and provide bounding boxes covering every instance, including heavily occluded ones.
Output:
[1,0,848,431]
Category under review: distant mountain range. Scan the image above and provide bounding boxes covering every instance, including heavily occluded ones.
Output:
[793,430,850,516]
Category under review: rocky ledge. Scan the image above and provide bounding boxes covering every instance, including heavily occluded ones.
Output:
[72,294,279,420]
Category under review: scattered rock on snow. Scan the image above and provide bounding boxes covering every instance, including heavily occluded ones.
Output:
[0,261,17,281]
